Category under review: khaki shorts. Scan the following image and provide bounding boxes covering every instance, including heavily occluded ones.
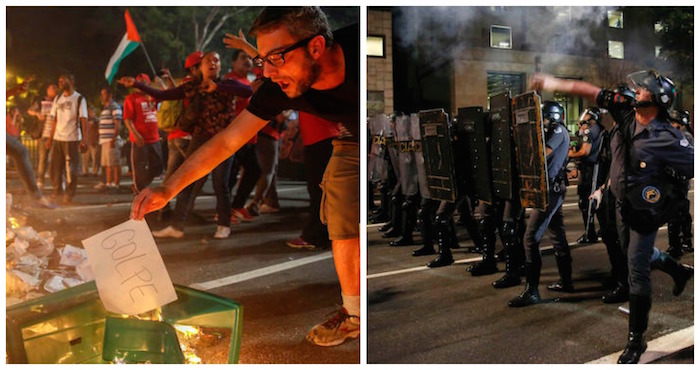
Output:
[100,142,120,167]
[319,141,359,240]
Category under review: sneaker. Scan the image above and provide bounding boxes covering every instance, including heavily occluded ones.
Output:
[306,306,360,347]
[259,204,280,214]
[108,184,120,194]
[232,207,255,222]
[245,202,260,216]
[152,226,184,238]
[287,237,316,250]
[213,226,231,239]
[35,196,58,209]
[94,182,107,190]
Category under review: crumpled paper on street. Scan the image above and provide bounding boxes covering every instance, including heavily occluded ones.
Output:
[6,223,89,306]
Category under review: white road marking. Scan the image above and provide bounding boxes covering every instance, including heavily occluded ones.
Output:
[189,252,333,291]
[586,325,693,364]
[54,186,307,212]
[368,226,670,280]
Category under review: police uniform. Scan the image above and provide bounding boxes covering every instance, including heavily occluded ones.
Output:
[597,82,694,363]
[509,114,571,307]
[576,120,604,242]
[470,198,525,288]
[666,121,694,259]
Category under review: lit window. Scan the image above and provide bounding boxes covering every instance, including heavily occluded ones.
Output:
[608,40,624,59]
[490,26,512,49]
[608,10,623,29]
[655,46,662,58]
[367,35,385,58]
[654,22,664,33]
[555,7,572,22]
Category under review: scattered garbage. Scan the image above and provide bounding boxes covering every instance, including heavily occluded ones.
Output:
[6,204,93,306]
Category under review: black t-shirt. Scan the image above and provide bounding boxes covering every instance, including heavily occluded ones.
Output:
[246,23,359,142]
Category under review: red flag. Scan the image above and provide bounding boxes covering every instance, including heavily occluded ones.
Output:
[125,10,141,42]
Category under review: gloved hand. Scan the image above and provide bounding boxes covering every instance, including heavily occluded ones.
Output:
[589,188,603,210]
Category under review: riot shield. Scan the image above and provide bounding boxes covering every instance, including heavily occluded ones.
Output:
[456,106,493,204]
[368,114,388,183]
[512,91,549,209]
[395,114,419,197]
[410,114,431,199]
[489,92,516,200]
[385,114,401,180]
[419,109,457,202]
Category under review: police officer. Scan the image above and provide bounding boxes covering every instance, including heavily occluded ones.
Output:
[509,101,573,307]
[568,107,605,244]
[531,70,694,364]
[666,109,693,258]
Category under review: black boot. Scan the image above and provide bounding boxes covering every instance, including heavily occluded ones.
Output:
[602,281,629,304]
[390,199,417,246]
[469,216,498,276]
[413,199,437,256]
[381,193,403,238]
[427,218,454,268]
[666,218,684,259]
[378,221,393,233]
[508,262,541,307]
[653,252,694,296]
[547,253,574,292]
[617,294,651,364]
[493,221,522,289]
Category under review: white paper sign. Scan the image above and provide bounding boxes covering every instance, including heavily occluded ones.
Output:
[81,219,177,315]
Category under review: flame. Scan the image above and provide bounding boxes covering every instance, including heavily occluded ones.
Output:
[8,217,20,229]
[173,324,200,338]
[183,352,202,364]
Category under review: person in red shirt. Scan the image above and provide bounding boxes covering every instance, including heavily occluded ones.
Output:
[224,48,262,221]
[287,111,339,249]
[6,107,22,138]
[123,74,163,192]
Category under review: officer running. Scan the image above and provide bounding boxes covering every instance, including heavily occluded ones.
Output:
[531,70,694,364]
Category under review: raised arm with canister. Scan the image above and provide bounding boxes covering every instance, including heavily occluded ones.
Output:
[130,109,268,219]
[530,73,602,102]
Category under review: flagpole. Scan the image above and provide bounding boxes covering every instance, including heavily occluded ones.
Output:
[139,43,158,79]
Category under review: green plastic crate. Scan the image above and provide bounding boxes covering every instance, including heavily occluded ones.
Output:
[6,281,243,364]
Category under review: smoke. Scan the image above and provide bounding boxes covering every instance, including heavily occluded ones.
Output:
[393,6,614,68]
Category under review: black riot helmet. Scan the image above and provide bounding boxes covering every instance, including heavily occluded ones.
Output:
[627,70,676,114]
[542,101,565,131]
[668,109,691,128]
[579,107,602,126]
[613,83,636,105]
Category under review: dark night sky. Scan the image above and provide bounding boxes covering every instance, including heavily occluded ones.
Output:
[7,7,136,101]
[7,6,359,106]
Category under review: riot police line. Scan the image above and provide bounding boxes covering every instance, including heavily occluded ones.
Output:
[369,71,693,363]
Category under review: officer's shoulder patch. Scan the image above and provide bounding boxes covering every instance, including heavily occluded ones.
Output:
[680,139,689,147]
[584,128,590,135]
[583,136,589,142]
[642,186,661,204]
[554,127,562,134]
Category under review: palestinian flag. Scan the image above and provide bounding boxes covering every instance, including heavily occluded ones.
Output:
[105,10,141,83]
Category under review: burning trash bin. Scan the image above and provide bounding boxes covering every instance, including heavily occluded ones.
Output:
[6,281,243,364]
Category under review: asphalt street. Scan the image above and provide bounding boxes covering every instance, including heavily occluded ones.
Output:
[368,183,694,364]
[6,172,359,364]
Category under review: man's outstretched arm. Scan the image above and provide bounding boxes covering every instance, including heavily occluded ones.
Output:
[530,73,602,102]
[131,109,268,219]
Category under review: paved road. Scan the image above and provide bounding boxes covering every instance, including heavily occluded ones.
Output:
[368,184,694,364]
[6,173,359,364]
